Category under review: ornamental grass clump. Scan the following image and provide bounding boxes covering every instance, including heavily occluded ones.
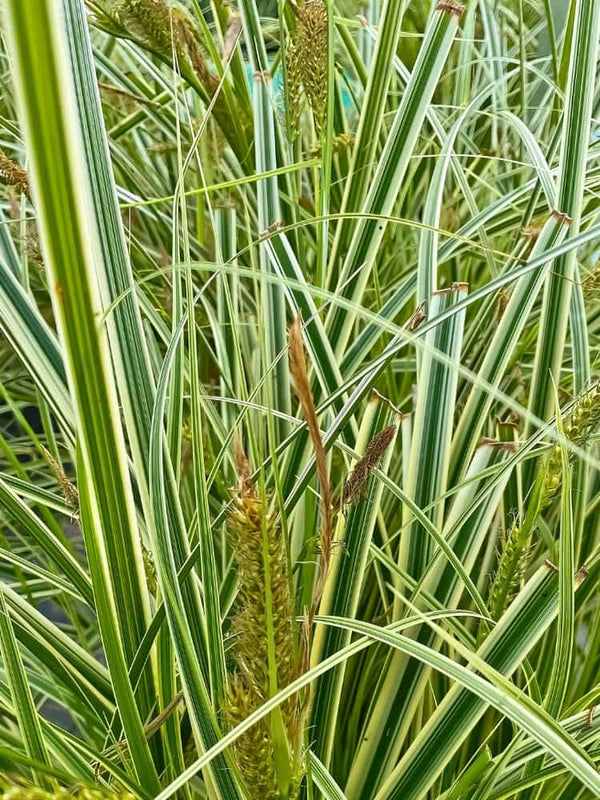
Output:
[4,0,600,798]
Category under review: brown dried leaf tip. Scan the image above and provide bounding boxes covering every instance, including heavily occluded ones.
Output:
[234,432,254,497]
[288,317,333,570]
[342,425,397,507]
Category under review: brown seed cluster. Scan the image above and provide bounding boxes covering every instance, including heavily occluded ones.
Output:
[173,8,219,94]
[0,150,29,196]
[341,425,397,507]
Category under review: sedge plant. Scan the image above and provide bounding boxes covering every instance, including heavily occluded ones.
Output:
[0,0,600,798]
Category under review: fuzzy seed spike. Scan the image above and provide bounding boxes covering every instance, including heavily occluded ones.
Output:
[286,0,328,136]
[221,464,301,797]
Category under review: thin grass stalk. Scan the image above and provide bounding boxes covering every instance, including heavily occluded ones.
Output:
[148,312,250,799]
[343,285,466,797]
[327,0,405,272]
[174,90,227,706]
[239,0,290,440]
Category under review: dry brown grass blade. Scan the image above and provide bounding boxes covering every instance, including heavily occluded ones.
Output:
[234,431,254,497]
[288,316,333,606]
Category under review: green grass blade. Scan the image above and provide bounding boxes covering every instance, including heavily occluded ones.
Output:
[525,0,600,437]
[327,1,466,356]
[309,399,399,767]
[4,1,160,790]
[0,585,53,789]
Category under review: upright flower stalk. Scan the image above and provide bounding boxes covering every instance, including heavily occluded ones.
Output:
[221,453,301,799]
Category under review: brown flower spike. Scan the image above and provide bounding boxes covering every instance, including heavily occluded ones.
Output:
[341,425,397,507]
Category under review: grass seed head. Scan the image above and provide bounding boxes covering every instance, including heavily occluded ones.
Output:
[308,132,355,157]
[0,150,29,196]
[542,382,600,507]
[41,446,79,511]
[141,541,157,595]
[112,0,172,54]
[112,1,217,95]
[583,265,600,299]
[342,425,397,507]
[488,382,600,624]
[287,0,328,135]
[221,474,300,797]
[172,8,219,94]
